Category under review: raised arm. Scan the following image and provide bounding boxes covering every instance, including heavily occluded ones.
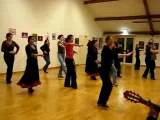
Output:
[118,52,133,58]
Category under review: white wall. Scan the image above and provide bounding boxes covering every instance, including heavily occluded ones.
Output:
[133,35,160,66]
[0,0,103,73]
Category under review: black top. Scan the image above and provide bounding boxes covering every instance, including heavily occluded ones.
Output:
[101,46,114,73]
[145,46,152,60]
[1,40,19,55]
[112,48,118,60]
[58,41,65,54]
[88,42,98,61]
[26,44,38,59]
[40,44,50,55]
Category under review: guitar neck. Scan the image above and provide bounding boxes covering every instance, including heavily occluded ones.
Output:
[141,98,160,111]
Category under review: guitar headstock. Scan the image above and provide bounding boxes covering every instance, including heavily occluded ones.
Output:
[123,90,142,103]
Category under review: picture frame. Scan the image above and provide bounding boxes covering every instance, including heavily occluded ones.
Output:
[38,36,43,41]
[9,28,16,35]
[22,32,28,38]
[75,38,79,44]
[52,33,56,40]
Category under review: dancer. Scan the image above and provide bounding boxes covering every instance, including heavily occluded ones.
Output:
[57,35,67,79]
[85,40,92,74]
[97,36,114,108]
[64,34,82,89]
[85,40,99,80]
[113,42,122,78]
[40,38,50,73]
[150,44,158,80]
[112,42,133,86]
[17,36,43,93]
[142,42,158,80]
[134,44,143,70]
[1,33,19,84]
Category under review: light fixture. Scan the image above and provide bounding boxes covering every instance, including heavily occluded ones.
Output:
[122,29,129,35]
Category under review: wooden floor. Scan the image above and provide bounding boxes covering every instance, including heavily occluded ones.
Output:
[0,65,160,120]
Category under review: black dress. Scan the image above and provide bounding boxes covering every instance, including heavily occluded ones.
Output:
[85,41,98,76]
[85,41,92,73]
[17,44,41,88]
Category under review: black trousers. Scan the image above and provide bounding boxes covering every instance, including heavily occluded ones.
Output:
[143,60,155,79]
[64,58,77,88]
[97,68,113,105]
[135,56,140,70]
[4,54,15,83]
[115,60,121,77]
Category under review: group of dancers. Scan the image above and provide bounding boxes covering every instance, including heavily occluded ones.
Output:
[1,33,159,108]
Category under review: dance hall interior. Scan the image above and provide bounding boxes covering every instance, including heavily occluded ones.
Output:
[0,0,160,120]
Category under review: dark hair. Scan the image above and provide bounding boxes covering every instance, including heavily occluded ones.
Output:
[105,35,111,43]
[44,39,49,45]
[114,41,119,47]
[28,36,33,43]
[58,35,64,40]
[136,44,139,48]
[148,42,152,45]
[65,34,73,43]
[6,33,12,38]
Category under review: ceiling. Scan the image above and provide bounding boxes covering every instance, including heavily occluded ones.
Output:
[84,0,160,35]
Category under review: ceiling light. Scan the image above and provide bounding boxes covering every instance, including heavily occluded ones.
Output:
[122,29,129,35]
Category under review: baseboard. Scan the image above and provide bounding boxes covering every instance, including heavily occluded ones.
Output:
[0,64,85,75]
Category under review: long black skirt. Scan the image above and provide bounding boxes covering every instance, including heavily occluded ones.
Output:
[85,55,98,76]
[17,58,41,88]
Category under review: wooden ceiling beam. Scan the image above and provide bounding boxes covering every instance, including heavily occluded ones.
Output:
[143,0,154,34]
[103,31,160,35]
[95,14,160,21]
[84,0,118,4]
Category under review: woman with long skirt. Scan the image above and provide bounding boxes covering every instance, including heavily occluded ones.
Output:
[85,40,92,74]
[17,36,43,93]
[1,33,19,84]
[85,40,99,80]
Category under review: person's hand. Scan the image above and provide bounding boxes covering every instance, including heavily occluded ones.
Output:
[10,51,16,54]
[73,51,78,55]
[44,51,48,54]
[95,60,101,64]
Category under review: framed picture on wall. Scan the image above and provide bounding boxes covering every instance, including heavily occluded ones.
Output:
[75,38,79,44]
[99,38,103,49]
[9,28,16,35]
[22,32,28,38]
[139,41,144,49]
[38,36,43,41]
[154,43,159,50]
[52,33,56,40]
